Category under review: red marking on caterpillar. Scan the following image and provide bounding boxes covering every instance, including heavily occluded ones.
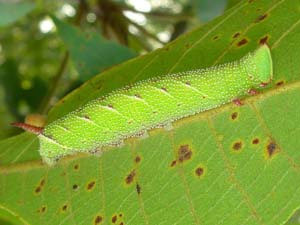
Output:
[11,122,44,135]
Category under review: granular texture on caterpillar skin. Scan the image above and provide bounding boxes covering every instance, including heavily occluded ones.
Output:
[39,45,273,165]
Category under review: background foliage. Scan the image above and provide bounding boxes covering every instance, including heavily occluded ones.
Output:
[1,0,300,224]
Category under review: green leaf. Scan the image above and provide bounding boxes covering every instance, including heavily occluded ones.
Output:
[52,16,136,81]
[195,0,228,22]
[0,2,35,27]
[1,0,300,224]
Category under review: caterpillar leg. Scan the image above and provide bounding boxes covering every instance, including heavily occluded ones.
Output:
[232,99,244,106]
[247,88,259,95]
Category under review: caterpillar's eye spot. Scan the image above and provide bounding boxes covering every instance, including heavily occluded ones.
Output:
[72,184,79,190]
[161,87,168,92]
[108,104,114,108]
[185,81,191,86]
[84,115,90,119]
[252,138,260,145]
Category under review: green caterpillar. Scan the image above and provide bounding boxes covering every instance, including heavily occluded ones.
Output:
[14,45,273,165]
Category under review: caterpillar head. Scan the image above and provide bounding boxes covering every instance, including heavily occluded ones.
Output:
[253,44,273,85]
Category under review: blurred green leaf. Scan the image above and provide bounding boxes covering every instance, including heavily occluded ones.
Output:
[1,0,300,224]
[53,16,136,81]
[195,0,228,22]
[0,2,35,27]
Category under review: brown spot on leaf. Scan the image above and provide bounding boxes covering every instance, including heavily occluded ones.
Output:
[178,145,193,163]
[72,184,79,190]
[94,215,103,224]
[135,155,141,163]
[87,181,96,190]
[233,32,240,39]
[125,170,136,184]
[62,204,68,211]
[276,80,285,86]
[108,104,114,108]
[161,87,168,92]
[136,183,141,194]
[195,167,204,177]
[252,138,260,145]
[266,140,279,158]
[39,179,46,187]
[37,206,47,213]
[35,179,46,194]
[259,35,269,45]
[237,38,248,47]
[74,164,79,170]
[35,186,41,194]
[170,160,177,167]
[112,215,117,223]
[255,14,268,23]
[231,112,238,120]
[233,141,243,151]
[41,206,46,213]
[84,115,90,119]
[212,35,219,40]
